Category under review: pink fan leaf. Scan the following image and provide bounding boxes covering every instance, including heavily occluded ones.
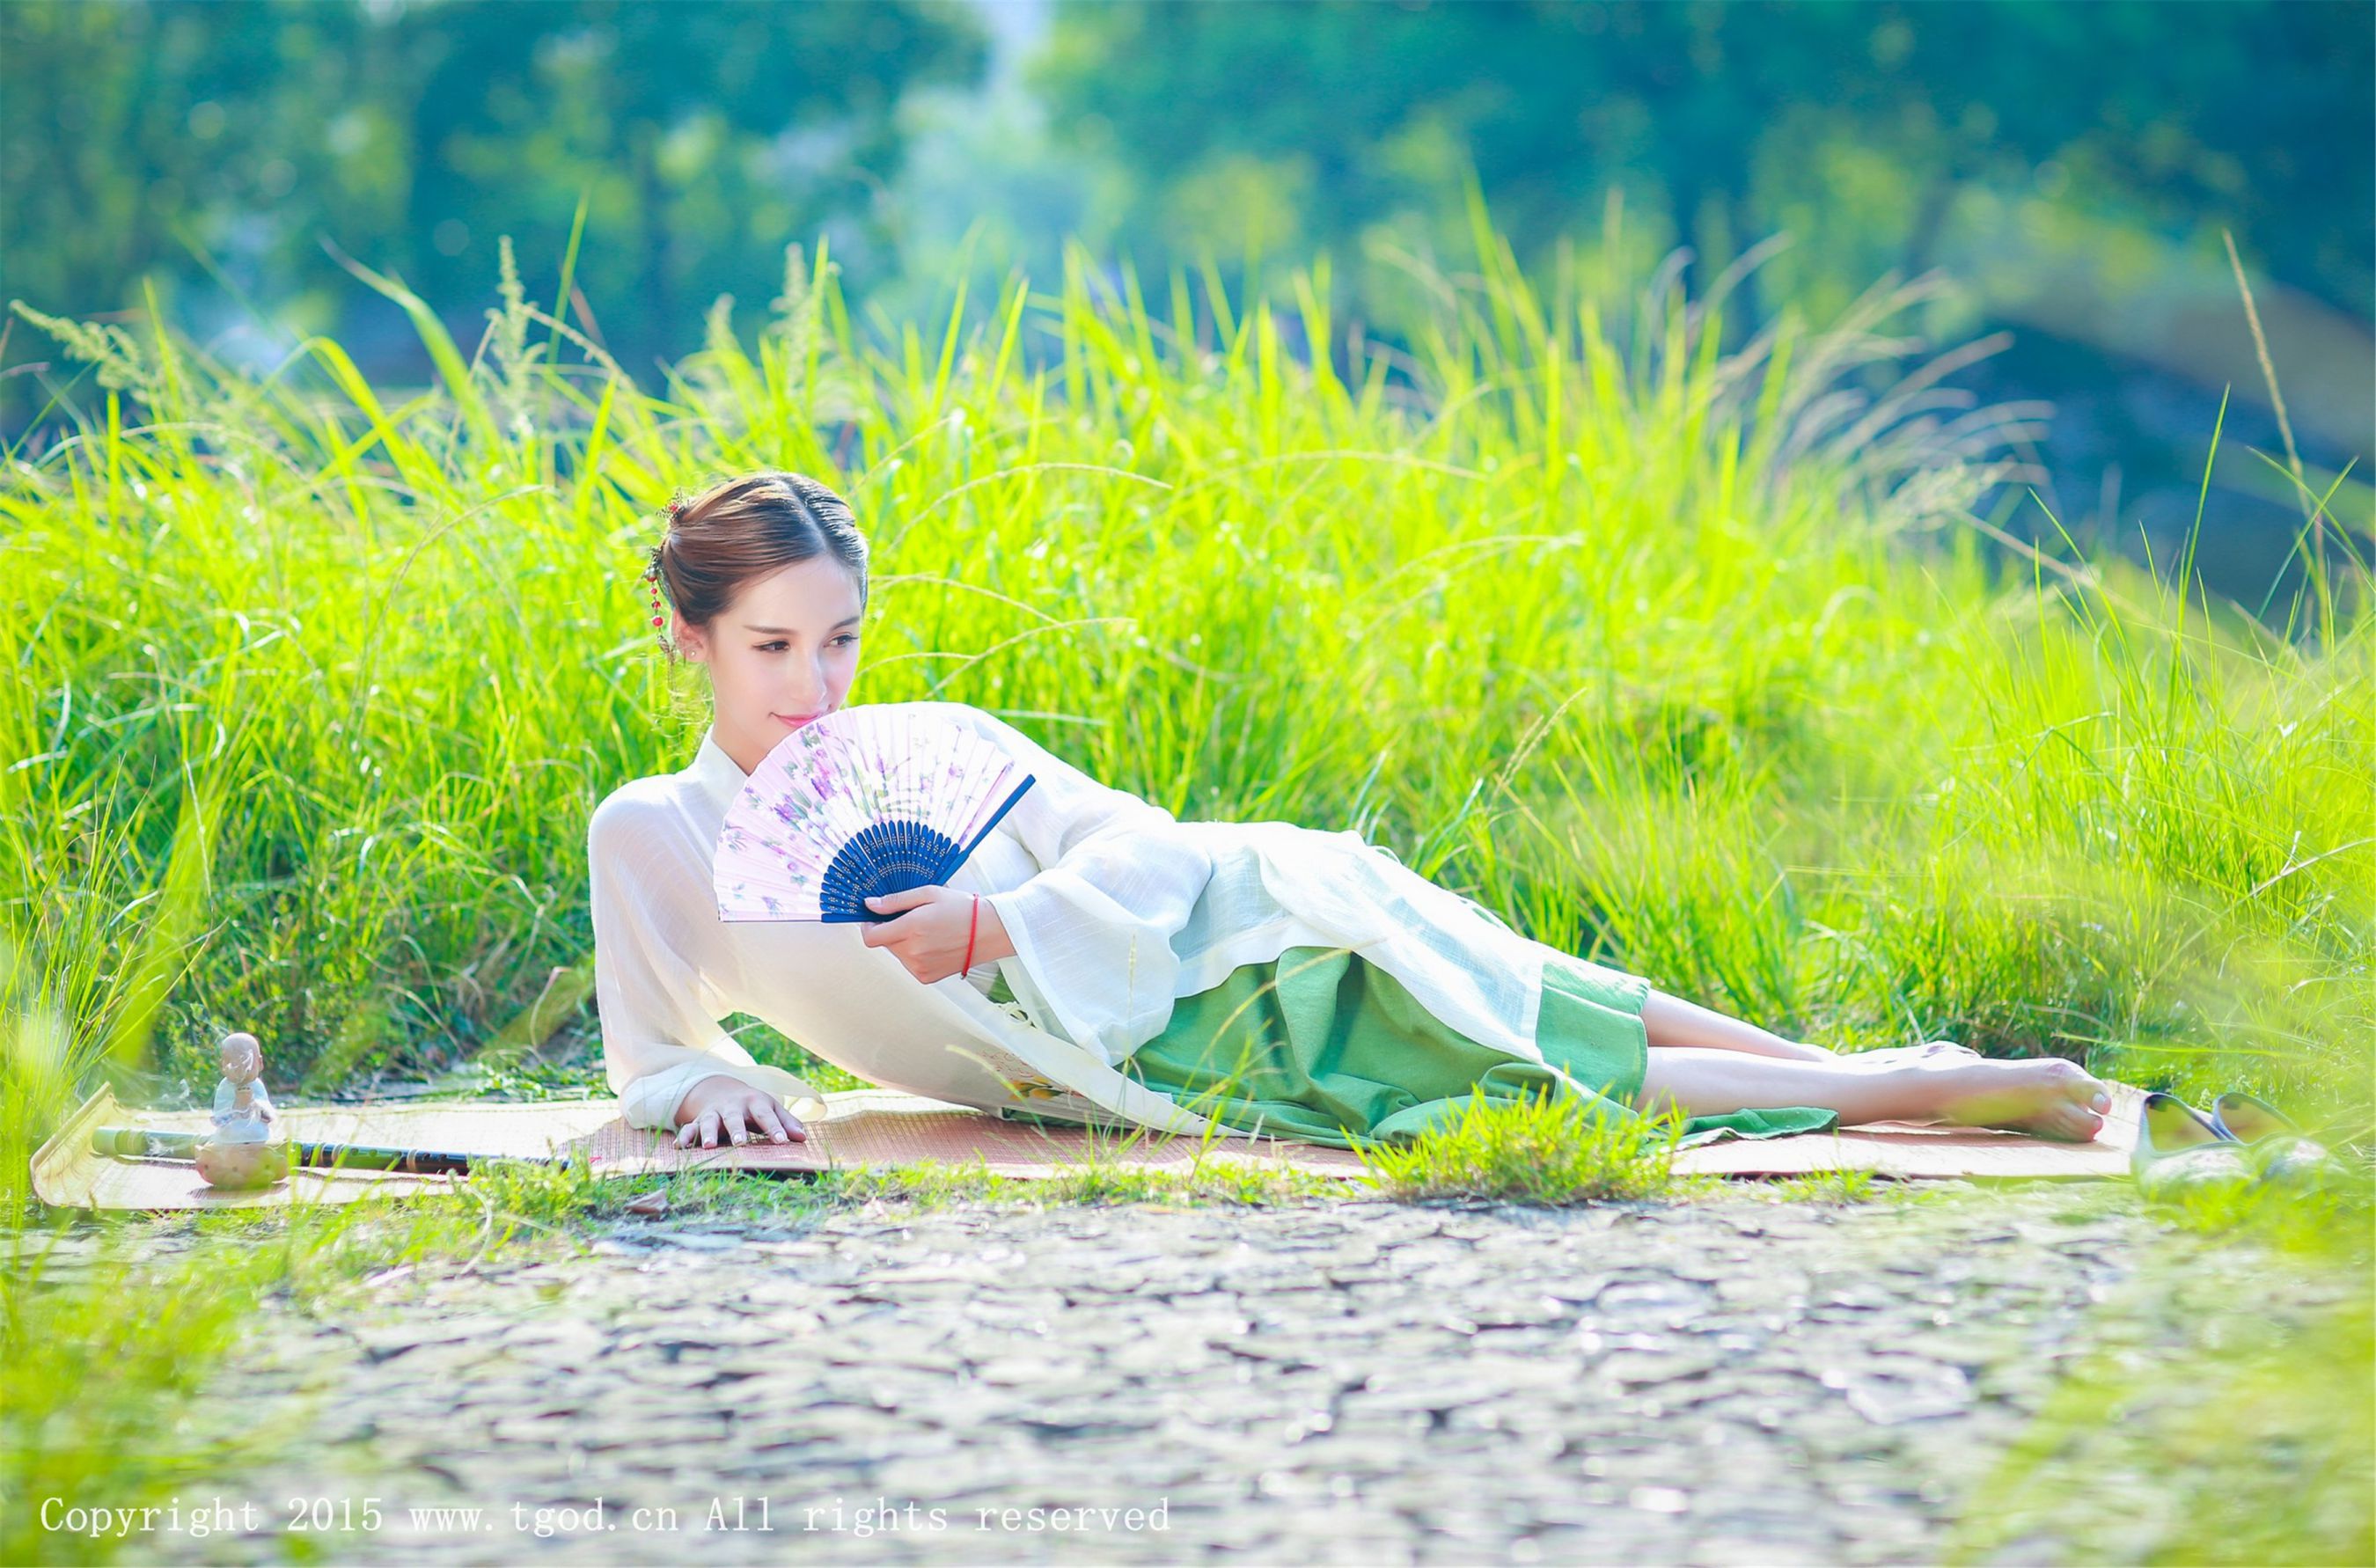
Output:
[713,703,1036,925]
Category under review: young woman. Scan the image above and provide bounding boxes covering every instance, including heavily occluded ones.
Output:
[590,471,2112,1153]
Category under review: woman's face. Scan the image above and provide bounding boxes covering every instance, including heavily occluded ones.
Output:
[677,558,866,774]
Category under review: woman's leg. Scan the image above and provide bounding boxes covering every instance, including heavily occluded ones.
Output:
[1637,1046,2112,1141]
[1641,989,1834,1061]
[1641,988,1982,1068]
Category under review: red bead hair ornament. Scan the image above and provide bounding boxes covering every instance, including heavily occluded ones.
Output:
[646,495,689,655]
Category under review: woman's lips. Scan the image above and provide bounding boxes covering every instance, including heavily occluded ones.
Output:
[775,712,821,728]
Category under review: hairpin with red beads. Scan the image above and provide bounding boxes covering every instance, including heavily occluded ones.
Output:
[645,495,689,652]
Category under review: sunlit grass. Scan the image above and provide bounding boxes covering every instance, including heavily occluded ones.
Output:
[1357,1088,1685,1205]
[2,1227,281,1567]
[1763,1166,1888,1205]
[0,1188,545,1565]
[5,230,2363,1120]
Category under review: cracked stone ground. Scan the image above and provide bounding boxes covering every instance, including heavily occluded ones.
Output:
[96,1186,2354,1564]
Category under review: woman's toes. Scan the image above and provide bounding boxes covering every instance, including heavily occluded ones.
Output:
[2014,1098,2101,1143]
[1932,1058,2113,1140]
[2054,1066,2112,1114]
[2043,1079,2108,1139]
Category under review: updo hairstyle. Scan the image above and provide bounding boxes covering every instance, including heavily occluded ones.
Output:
[648,471,870,663]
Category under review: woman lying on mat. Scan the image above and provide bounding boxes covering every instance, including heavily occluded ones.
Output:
[589,471,2112,1154]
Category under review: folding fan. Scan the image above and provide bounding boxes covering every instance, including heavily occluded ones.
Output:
[714,704,1037,924]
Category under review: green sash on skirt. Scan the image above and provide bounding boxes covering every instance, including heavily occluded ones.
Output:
[1095,946,1837,1151]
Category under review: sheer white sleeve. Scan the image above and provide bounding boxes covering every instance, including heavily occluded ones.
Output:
[959,708,1215,1063]
[588,796,822,1131]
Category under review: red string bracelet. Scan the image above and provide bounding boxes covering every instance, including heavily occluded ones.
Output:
[962,893,979,976]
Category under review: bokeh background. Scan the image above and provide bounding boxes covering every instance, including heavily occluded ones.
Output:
[4,0,2370,606]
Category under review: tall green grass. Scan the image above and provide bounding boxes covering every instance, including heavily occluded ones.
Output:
[4,221,2365,1139]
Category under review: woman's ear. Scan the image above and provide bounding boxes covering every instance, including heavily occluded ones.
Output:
[671,613,705,663]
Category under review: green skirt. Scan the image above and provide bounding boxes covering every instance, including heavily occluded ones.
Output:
[1100,946,1837,1151]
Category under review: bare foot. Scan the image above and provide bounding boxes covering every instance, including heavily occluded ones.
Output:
[1921,1056,2111,1142]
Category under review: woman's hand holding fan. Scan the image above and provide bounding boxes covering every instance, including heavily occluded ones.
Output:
[714,704,1036,984]
[855,883,1016,984]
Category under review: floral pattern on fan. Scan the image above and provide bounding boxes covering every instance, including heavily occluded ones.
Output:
[714,704,1037,924]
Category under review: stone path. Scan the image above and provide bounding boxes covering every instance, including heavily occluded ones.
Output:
[100,1186,2332,1564]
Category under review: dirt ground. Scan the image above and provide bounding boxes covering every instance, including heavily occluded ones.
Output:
[63,1181,2344,1565]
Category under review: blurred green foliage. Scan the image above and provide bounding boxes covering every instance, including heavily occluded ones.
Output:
[2,0,2369,597]
[1038,0,2369,318]
[1028,0,2373,593]
[0,0,983,376]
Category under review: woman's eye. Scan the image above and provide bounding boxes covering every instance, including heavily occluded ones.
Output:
[757,636,858,652]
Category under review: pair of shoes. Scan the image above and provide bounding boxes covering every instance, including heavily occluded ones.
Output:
[2132,1092,2253,1195]
[2207,1091,2346,1189]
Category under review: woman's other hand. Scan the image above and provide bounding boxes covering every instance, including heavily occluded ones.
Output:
[857,884,1014,984]
[673,1073,806,1149]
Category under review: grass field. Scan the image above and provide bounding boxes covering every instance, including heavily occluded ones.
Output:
[2,212,2369,1560]
[7,224,2367,1111]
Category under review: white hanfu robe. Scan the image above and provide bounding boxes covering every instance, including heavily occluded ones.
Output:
[588,701,1561,1132]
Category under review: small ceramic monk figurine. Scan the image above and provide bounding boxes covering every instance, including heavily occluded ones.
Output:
[210,1031,277,1139]
[196,1030,290,1189]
